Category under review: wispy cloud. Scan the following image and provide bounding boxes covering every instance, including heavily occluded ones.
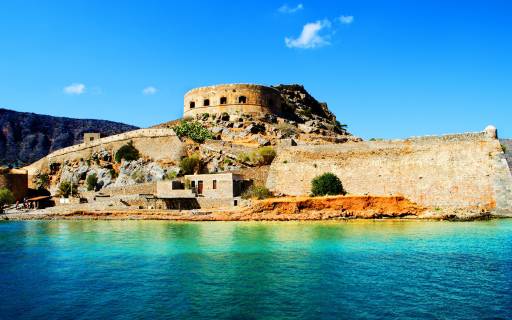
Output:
[278,3,303,14]
[285,19,332,49]
[142,86,158,95]
[63,83,86,95]
[339,15,354,24]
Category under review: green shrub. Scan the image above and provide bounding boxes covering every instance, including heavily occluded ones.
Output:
[179,154,202,175]
[334,120,348,130]
[242,185,272,200]
[86,173,98,191]
[237,152,251,163]
[251,146,276,165]
[164,170,178,180]
[501,144,508,153]
[109,169,118,179]
[58,180,77,198]
[311,173,345,196]
[0,188,15,213]
[33,171,50,189]
[115,141,140,163]
[131,170,145,183]
[173,120,213,143]
[276,122,298,138]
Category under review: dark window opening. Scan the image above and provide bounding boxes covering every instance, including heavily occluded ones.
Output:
[213,180,217,190]
[234,200,238,206]
[190,101,195,109]
[198,181,204,195]
[203,99,210,107]
[89,137,95,141]
[191,181,195,188]
[238,96,247,104]
[220,97,227,104]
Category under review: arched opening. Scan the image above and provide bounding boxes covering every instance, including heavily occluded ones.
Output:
[220,97,227,104]
[203,99,210,107]
[238,96,247,104]
[189,101,195,109]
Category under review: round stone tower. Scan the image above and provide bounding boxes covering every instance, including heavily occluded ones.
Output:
[183,84,281,118]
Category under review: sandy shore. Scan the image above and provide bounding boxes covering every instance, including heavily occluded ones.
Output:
[1,195,501,221]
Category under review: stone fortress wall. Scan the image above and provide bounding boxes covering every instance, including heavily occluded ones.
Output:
[24,128,185,177]
[0,168,28,201]
[183,84,282,118]
[266,130,512,216]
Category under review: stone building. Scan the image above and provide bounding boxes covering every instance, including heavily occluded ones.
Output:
[83,132,101,145]
[0,167,28,201]
[183,84,282,118]
[151,173,247,209]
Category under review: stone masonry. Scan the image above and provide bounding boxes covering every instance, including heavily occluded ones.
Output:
[266,131,512,216]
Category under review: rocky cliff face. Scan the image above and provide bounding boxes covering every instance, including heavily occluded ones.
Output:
[0,108,138,167]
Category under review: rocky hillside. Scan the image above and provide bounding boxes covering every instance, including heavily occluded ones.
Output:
[0,108,138,167]
[157,84,357,145]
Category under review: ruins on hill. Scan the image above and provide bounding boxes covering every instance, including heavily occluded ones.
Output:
[5,83,511,219]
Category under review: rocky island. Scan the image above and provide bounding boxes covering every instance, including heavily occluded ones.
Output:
[1,83,511,221]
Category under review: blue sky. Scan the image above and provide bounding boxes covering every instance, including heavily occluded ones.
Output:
[0,0,511,139]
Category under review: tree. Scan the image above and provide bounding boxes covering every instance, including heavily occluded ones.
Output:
[33,170,50,190]
[0,188,15,213]
[251,147,276,165]
[86,173,98,191]
[179,154,202,175]
[311,173,345,196]
[242,185,272,200]
[58,181,77,198]
[115,141,140,163]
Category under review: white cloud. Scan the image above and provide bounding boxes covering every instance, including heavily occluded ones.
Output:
[278,3,304,14]
[285,19,332,49]
[63,83,86,95]
[142,86,158,95]
[339,15,354,24]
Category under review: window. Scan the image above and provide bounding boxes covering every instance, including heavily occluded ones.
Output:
[238,96,247,104]
[220,97,227,104]
[203,99,210,106]
[89,137,95,141]
[190,101,195,109]
[191,181,195,188]
[234,200,238,206]
[213,180,217,190]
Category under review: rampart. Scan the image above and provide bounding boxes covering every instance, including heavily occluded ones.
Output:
[24,128,185,176]
[266,131,512,215]
[184,84,282,118]
[0,168,28,201]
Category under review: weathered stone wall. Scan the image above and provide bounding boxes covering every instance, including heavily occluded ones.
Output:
[184,84,281,118]
[0,168,28,201]
[267,132,512,215]
[24,128,185,177]
[101,182,156,196]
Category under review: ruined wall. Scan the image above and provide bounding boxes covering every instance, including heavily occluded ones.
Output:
[24,128,185,177]
[0,168,28,201]
[267,132,512,215]
[184,84,281,118]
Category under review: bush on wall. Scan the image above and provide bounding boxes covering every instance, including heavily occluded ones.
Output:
[311,173,345,196]
[173,120,213,143]
[115,141,140,163]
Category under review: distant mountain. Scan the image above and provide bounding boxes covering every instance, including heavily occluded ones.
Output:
[0,108,138,167]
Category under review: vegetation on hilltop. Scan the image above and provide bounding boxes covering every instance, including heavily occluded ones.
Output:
[0,188,15,213]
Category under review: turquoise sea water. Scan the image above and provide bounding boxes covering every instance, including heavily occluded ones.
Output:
[0,220,511,320]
